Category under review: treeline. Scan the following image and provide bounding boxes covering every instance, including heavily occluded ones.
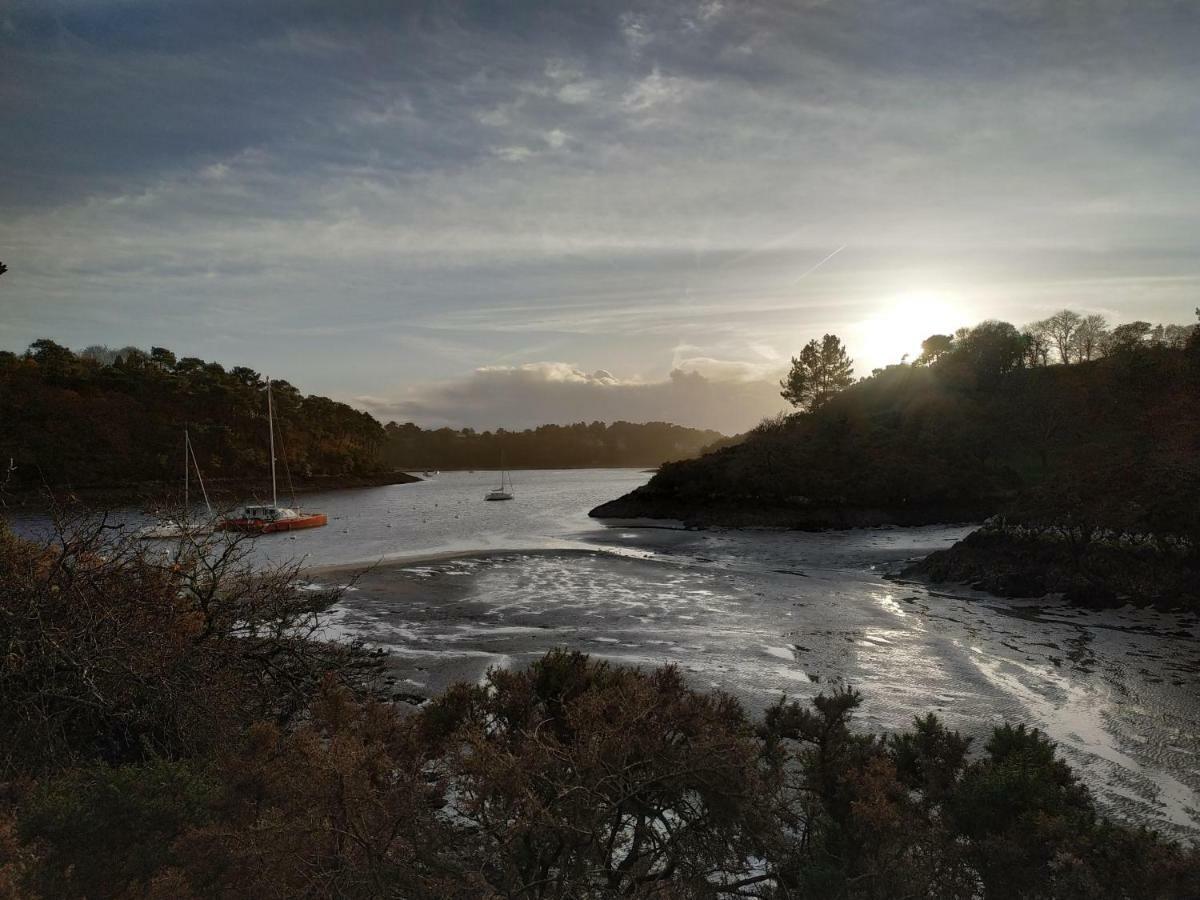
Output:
[1,518,1195,898]
[0,340,388,493]
[1015,310,1197,367]
[383,419,726,470]
[595,311,1200,605]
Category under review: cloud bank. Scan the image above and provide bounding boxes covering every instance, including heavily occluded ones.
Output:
[359,361,788,435]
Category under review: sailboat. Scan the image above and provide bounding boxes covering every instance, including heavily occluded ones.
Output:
[485,454,514,501]
[138,429,214,538]
[220,378,328,534]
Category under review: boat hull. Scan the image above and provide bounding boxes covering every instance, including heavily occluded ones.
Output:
[221,513,328,534]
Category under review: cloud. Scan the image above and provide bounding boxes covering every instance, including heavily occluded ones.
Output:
[2,0,1198,408]
[622,68,689,112]
[358,361,788,434]
[493,145,535,162]
[619,12,654,53]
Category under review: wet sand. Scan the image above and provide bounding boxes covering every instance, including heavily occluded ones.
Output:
[309,529,1200,840]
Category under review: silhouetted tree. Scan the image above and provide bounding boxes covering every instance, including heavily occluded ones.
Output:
[1022,325,1052,366]
[0,261,8,278]
[1042,309,1082,363]
[914,333,954,366]
[1104,321,1154,355]
[948,320,1027,385]
[1073,313,1108,360]
[780,333,854,411]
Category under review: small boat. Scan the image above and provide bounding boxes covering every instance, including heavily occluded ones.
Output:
[138,429,214,539]
[221,377,327,535]
[485,456,514,501]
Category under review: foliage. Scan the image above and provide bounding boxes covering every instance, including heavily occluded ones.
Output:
[0,528,1195,900]
[0,340,387,492]
[779,334,854,411]
[385,419,726,470]
[0,515,382,776]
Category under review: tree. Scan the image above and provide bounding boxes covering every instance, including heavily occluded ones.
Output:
[1021,325,1051,366]
[914,334,954,367]
[949,320,1027,384]
[1103,321,1153,355]
[1043,310,1082,364]
[149,347,177,370]
[0,261,7,278]
[1072,313,1108,361]
[780,334,854,411]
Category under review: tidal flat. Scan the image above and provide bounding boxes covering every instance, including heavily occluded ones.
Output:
[312,522,1200,842]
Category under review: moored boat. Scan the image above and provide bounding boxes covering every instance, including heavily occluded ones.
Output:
[220,377,327,535]
[221,505,328,533]
[485,454,514,501]
[138,428,215,539]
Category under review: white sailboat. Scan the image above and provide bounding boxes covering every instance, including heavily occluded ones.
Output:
[485,455,514,501]
[138,429,213,538]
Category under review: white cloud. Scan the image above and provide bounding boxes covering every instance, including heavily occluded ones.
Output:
[543,128,568,149]
[622,68,688,112]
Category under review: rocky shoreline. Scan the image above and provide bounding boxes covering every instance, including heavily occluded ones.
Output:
[1,470,421,510]
[907,525,1200,611]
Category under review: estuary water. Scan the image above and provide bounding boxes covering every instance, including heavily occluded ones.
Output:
[7,468,1199,838]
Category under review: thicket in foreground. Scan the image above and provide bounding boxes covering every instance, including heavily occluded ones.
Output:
[0,519,1196,898]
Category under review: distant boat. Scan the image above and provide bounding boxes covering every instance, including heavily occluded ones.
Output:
[485,455,514,501]
[138,428,214,539]
[221,378,327,534]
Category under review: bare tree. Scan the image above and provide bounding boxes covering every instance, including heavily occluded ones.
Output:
[1043,310,1082,364]
[1072,313,1108,361]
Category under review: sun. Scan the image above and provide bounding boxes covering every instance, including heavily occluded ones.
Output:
[858,292,962,368]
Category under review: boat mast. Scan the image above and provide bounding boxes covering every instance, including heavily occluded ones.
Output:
[267,377,278,508]
[187,431,212,514]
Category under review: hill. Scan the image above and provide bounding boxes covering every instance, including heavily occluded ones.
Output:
[0,340,403,504]
[383,420,726,470]
[593,318,1200,606]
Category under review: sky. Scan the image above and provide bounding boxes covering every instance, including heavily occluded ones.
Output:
[2,0,1198,434]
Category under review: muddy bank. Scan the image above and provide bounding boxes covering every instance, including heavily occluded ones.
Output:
[589,486,992,530]
[2,470,421,510]
[908,526,1200,611]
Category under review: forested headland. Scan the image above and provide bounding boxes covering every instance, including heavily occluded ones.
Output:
[383,420,727,471]
[0,341,402,504]
[1,517,1195,898]
[593,311,1200,608]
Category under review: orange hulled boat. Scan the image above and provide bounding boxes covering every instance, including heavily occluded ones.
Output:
[220,376,327,535]
[221,505,328,534]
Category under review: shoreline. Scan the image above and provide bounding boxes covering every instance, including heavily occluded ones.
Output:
[1,470,422,510]
[589,494,995,531]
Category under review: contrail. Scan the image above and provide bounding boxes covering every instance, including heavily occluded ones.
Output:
[795,244,846,282]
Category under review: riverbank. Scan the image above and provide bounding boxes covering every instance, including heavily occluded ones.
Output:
[907,525,1200,611]
[1,470,421,509]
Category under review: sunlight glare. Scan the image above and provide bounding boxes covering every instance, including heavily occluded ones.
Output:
[859,292,962,367]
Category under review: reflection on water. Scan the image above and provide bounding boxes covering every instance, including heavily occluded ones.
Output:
[6,469,1199,837]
